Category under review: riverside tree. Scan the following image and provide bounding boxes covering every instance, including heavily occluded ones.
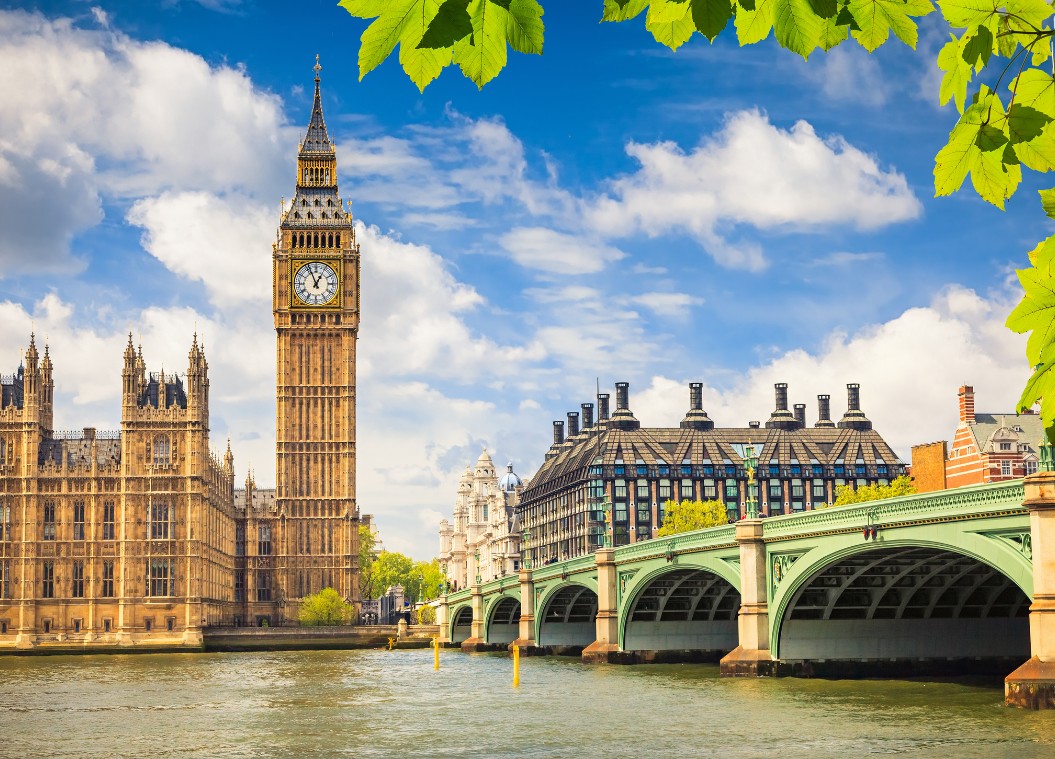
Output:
[338,0,1055,445]
[828,474,917,507]
[657,498,729,535]
[299,587,354,626]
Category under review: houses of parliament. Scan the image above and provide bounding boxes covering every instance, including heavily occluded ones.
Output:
[0,61,361,649]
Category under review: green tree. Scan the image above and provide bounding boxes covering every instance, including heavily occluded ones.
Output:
[657,498,729,536]
[826,475,917,508]
[359,525,377,599]
[299,587,354,626]
[367,550,416,599]
[339,0,1055,444]
[412,558,445,602]
[417,604,437,624]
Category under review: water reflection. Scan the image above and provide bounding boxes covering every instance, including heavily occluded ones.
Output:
[1,650,1053,758]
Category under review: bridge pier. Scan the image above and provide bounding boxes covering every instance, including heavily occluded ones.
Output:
[720,519,776,676]
[583,548,626,663]
[1007,470,1055,708]
[460,584,490,652]
[436,594,450,645]
[510,567,543,655]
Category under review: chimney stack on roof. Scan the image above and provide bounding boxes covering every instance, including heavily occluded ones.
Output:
[581,402,594,430]
[567,411,580,437]
[958,385,975,425]
[552,420,565,446]
[765,382,799,430]
[609,381,641,430]
[816,394,835,428]
[681,381,715,430]
[837,383,872,430]
[597,393,610,423]
[793,403,806,428]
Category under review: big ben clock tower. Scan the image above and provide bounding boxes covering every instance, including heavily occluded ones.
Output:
[273,57,360,617]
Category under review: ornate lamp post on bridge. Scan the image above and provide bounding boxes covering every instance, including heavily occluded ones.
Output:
[744,443,760,520]
[522,529,532,570]
[474,549,482,585]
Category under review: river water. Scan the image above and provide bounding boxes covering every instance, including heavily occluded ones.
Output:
[2,649,1054,758]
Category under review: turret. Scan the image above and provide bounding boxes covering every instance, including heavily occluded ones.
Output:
[39,341,54,430]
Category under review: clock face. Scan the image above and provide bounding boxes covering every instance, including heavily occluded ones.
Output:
[293,261,339,306]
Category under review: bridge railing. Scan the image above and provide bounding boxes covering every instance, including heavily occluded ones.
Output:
[614,523,737,561]
[530,553,596,583]
[761,479,1026,539]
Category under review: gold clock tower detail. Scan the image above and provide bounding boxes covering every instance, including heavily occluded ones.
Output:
[273,57,360,614]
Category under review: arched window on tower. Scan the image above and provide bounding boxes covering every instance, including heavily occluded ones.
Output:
[153,436,170,466]
[315,198,321,206]
[335,233,341,247]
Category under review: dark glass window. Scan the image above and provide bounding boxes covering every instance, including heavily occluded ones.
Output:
[102,501,115,540]
[149,559,172,597]
[72,561,85,598]
[150,501,170,540]
[73,502,85,541]
[258,525,272,556]
[102,561,115,598]
[42,501,55,541]
[41,561,54,598]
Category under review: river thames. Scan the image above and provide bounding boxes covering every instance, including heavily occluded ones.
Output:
[2,649,1054,758]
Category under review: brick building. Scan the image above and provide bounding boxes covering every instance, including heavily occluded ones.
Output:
[912,385,1041,493]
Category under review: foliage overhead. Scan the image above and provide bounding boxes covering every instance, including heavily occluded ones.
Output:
[338,0,1055,443]
[657,498,729,536]
[825,475,917,507]
[299,587,354,626]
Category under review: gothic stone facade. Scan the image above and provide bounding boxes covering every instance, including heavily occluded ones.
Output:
[0,335,238,649]
[438,450,523,591]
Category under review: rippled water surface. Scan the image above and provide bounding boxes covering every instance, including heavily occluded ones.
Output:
[2,650,1055,758]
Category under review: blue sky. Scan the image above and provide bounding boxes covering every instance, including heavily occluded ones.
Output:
[0,1,1040,558]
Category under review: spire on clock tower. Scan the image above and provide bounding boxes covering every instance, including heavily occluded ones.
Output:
[302,54,332,154]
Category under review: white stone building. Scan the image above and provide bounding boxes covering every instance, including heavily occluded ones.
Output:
[438,450,524,591]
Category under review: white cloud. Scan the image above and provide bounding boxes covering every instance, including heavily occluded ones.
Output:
[498,227,626,274]
[0,9,293,270]
[631,283,1028,460]
[127,192,275,307]
[808,46,890,107]
[586,110,921,269]
[627,291,704,318]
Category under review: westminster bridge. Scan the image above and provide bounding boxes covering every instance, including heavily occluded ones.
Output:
[436,472,1055,708]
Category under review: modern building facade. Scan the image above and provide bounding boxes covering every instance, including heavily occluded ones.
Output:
[0,60,363,647]
[438,450,523,591]
[912,385,1041,493]
[517,381,906,564]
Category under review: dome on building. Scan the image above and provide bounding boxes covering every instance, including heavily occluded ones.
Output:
[499,462,522,492]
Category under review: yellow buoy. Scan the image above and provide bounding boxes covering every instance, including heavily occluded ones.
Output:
[388,636,396,651]
[513,644,520,687]
[433,635,440,670]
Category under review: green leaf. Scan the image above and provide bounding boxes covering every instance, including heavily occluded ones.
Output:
[417,0,472,48]
[818,12,850,47]
[339,0,388,16]
[691,0,735,39]
[959,24,991,70]
[602,0,650,21]
[935,88,1020,207]
[937,36,972,112]
[938,0,1001,29]
[1009,242,1055,384]
[809,0,838,18]
[489,0,512,8]
[453,0,509,87]
[1012,69,1055,119]
[773,0,825,57]
[400,0,455,91]
[1016,356,1055,428]
[358,0,418,80]
[1041,188,1055,219]
[1006,0,1054,29]
[847,0,930,51]
[835,3,861,29]
[646,0,697,48]
[735,0,774,42]
[504,0,545,54]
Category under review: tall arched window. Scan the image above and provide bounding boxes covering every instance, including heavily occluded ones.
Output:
[153,436,170,466]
